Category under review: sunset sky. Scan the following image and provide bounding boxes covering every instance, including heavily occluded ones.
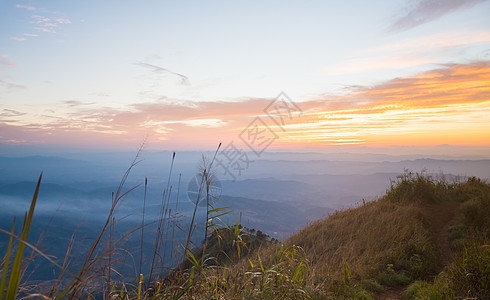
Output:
[1,0,489,154]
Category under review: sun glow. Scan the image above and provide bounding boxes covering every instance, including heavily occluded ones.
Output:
[278,62,490,146]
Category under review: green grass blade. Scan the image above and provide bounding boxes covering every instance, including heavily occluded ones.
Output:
[207,207,231,214]
[293,261,303,281]
[185,248,200,270]
[208,211,232,219]
[258,253,265,273]
[234,216,240,239]
[5,172,42,300]
[137,273,143,300]
[0,219,16,300]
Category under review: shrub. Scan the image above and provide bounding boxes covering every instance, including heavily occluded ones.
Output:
[403,280,443,300]
[461,194,490,238]
[378,264,411,287]
[385,171,447,204]
[336,284,374,300]
[448,223,467,250]
[451,176,490,203]
[448,242,490,299]
[400,240,439,279]
[361,279,383,293]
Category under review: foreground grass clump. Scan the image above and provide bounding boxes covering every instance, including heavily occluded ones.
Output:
[180,225,275,270]
[0,174,42,300]
[403,176,490,300]
[1,170,489,299]
[404,241,490,300]
[158,244,311,299]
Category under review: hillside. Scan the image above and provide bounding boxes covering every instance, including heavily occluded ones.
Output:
[1,172,489,299]
[164,172,489,299]
[277,173,490,299]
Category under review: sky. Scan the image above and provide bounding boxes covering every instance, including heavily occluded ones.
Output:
[1,0,489,154]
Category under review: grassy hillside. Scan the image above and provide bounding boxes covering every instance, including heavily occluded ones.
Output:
[1,172,489,299]
[162,172,489,299]
[279,173,489,299]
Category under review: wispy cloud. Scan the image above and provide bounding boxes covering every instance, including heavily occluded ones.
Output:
[33,27,56,34]
[54,17,71,24]
[0,109,26,117]
[10,5,71,41]
[30,14,71,34]
[389,0,486,32]
[63,100,95,107]
[15,4,36,11]
[0,79,27,90]
[10,37,28,41]
[0,54,16,70]
[329,29,490,80]
[136,62,190,85]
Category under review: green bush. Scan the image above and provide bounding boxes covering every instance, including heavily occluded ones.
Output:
[336,282,374,300]
[449,223,467,250]
[401,242,490,299]
[361,278,383,293]
[385,171,448,204]
[461,194,490,238]
[399,241,439,279]
[451,177,490,203]
[403,280,443,300]
[448,242,490,299]
[378,264,411,287]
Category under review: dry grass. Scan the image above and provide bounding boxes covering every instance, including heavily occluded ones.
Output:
[285,199,429,282]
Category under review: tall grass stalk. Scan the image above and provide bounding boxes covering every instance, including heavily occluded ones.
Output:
[65,146,143,299]
[4,173,42,300]
[148,152,175,286]
[160,154,176,277]
[49,230,77,297]
[185,143,221,260]
[139,177,147,278]
[169,173,182,270]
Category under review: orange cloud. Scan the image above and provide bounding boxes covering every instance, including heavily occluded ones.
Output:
[279,61,490,146]
[1,62,489,150]
[0,97,280,150]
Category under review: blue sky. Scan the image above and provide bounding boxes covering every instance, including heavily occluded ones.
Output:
[1,0,489,151]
